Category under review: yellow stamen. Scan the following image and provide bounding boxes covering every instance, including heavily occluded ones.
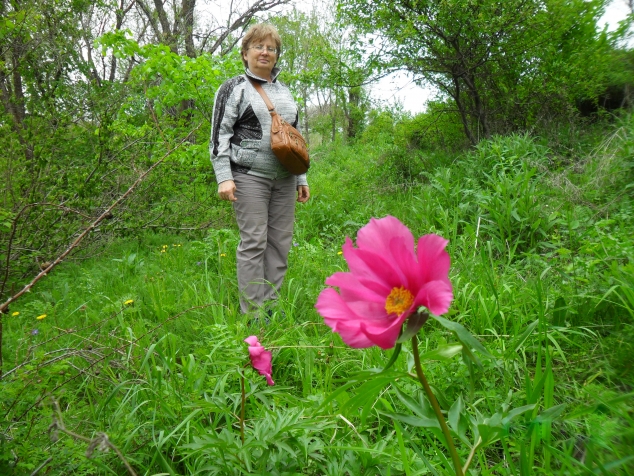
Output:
[385,287,414,315]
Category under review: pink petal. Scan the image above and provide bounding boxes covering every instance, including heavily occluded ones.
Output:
[315,288,364,326]
[414,280,453,316]
[417,234,451,284]
[360,312,409,349]
[316,285,386,326]
[326,272,390,319]
[244,336,260,346]
[388,236,420,290]
[332,319,376,348]
[315,288,375,347]
[325,273,385,302]
[244,336,275,386]
[356,216,415,258]
[342,240,395,295]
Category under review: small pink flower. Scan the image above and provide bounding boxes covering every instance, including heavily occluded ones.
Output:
[244,336,274,385]
[315,216,453,349]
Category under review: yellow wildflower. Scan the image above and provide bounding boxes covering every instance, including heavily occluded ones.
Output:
[220,253,226,257]
[124,299,134,306]
[337,251,343,255]
[12,311,19,316]
[36,314,47,320]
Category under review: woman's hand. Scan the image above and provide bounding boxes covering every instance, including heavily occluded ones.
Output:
[297,185,310,203]
[218,180,237,202]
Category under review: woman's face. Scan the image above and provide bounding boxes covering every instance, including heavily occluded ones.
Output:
[243,36,278,80]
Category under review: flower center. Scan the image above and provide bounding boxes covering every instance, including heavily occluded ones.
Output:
[385,286,415,316]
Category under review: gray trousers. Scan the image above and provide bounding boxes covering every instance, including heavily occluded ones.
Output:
[232,173,296,313]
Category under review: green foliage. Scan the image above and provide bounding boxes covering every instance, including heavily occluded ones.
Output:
[98,32,242,122]
[2,113,634,474]
[0,22,240,303]
[339,0,633,144]
[1,0,633,473]
[394,101,469,153]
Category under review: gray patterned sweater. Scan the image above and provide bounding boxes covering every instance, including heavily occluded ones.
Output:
[210,68,308,187]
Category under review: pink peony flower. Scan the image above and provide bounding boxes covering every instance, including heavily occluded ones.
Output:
[244,336,274,385]
[315,216,453,349]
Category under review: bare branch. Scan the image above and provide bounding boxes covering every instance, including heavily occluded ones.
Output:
[49,400,138,476]
[208,0,291,55]
[0,125,201,317]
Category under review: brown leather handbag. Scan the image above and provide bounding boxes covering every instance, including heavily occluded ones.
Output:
[250,80,310,175]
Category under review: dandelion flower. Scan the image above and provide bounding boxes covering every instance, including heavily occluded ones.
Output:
[124,299,134,306]
[316,216,453,349]
[36,314,47,320]
[12,311,19,316]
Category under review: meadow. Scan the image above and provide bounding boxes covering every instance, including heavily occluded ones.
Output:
[1,114,633,475]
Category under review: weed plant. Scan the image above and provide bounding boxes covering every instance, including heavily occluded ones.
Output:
[1,115,633,475]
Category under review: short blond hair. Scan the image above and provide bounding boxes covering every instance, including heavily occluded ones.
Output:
[240,23,282,68]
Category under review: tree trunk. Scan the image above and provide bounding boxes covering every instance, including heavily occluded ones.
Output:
[302,87,309,146]
[331,93,337,142]
[182,0,196,58]
[451,76,477,146]
[347,87,361,139]
[462,72,489,138]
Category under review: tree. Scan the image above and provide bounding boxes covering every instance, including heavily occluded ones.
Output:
[338,0,628,145]
[273,3,371,144]
[133,0,291,57]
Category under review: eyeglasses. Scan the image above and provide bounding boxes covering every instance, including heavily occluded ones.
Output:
[250,45,278,54]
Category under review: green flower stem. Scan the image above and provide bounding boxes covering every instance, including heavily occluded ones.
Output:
[412,335,464,476]
[240,373,246,445]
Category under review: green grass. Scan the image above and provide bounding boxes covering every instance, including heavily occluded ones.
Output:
[1,115,633,475]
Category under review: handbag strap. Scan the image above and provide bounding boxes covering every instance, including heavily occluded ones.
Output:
[248,78,276,114]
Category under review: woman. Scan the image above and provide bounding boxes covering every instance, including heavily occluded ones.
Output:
[210,23,309,315]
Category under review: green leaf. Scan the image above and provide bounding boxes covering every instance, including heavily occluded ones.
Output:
[477,422,503,444]
[397,310,429,343]
[533,403,567,423]
[566,392,634,419]
[419,343,463,362]
[502,404,536,425]
[448,396,464,433]
[378,410,441,429]
[506,320,539,357]
[394,386,434,420]
[341,375,399,424]
[381,343,402,371]
[429,314,492,358]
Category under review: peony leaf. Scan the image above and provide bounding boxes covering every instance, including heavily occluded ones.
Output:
[448,396,464,433]
[381,342,402,372]
[419,344,463,362]
[502,404,536,425]
[397,310,429,343]
[378,410,441,429]
[342,375,400,425]
[429,314,492,358]
[532,403,567,423]
[505,319,539,357]
[318,371,403,414]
